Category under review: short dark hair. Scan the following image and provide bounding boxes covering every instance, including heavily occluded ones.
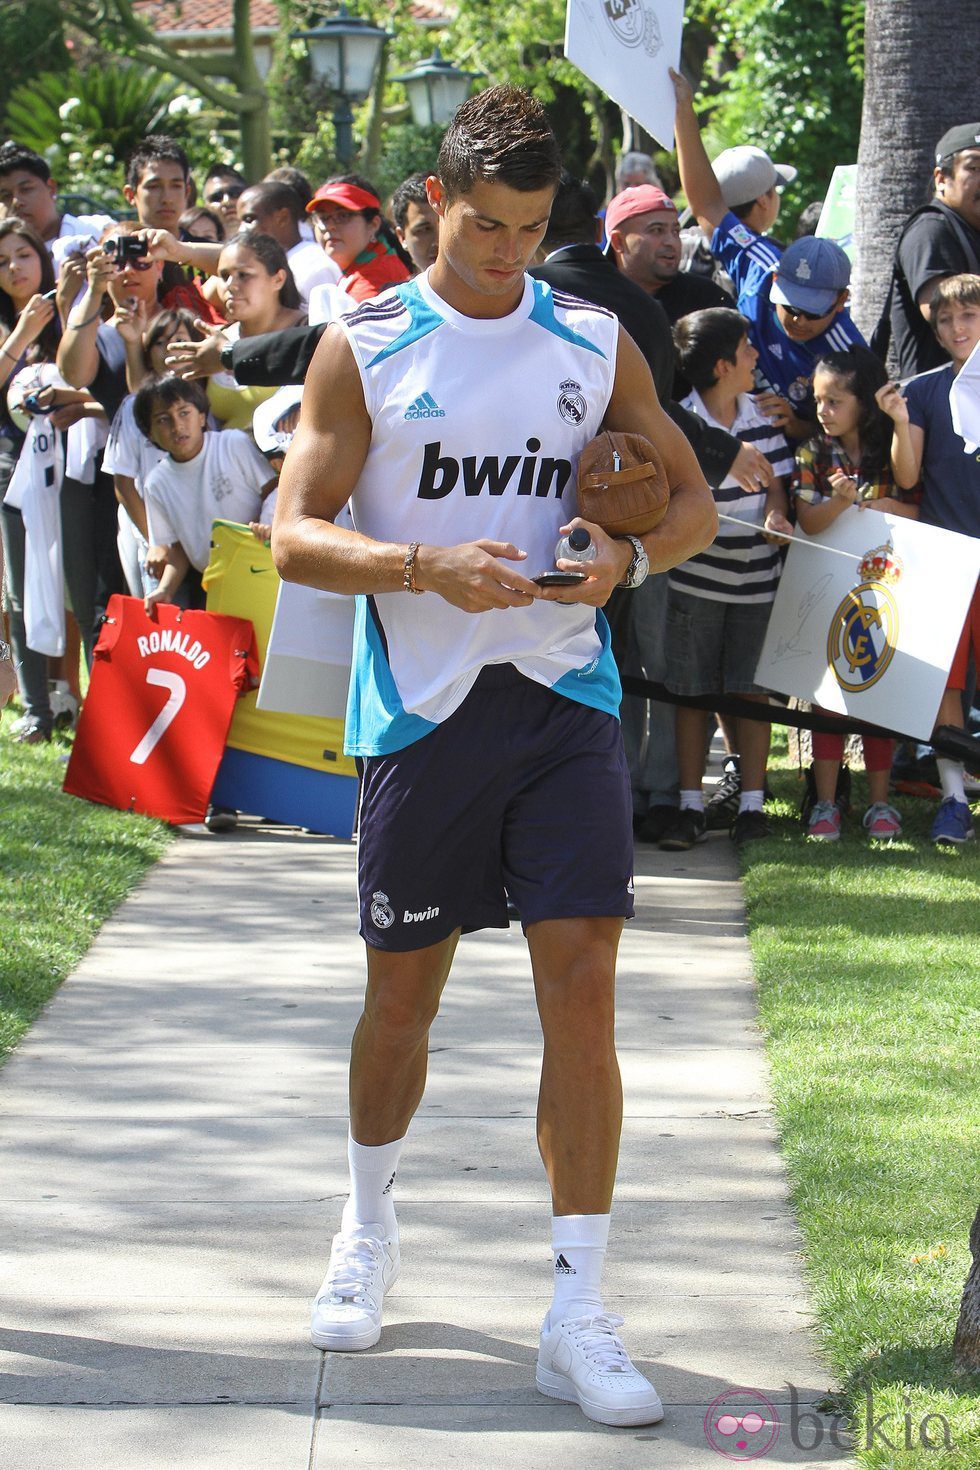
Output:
[389,171,431,231]
[437,85,561,201]
[265,165,313,211]
[0,141,50,183]
[541,172,598,251]
[673,307,751,390]
[126,136,190,190]
[242,180,302,224]
[204,162,247,187]
[133,374,209,439]
[219,230,301,310]
[795,201,824,239]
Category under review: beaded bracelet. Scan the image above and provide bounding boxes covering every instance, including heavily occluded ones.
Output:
[403,541,424,594]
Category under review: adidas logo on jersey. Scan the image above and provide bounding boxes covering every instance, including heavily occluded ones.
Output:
[418,439,572,500]
[405,391,446,420]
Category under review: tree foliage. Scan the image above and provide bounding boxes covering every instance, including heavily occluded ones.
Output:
[686,0,863,230]
[0,0,68,126]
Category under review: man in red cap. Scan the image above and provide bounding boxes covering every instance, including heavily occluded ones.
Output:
[605,183,731,326]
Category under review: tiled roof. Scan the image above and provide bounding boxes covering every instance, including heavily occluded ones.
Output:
[134,0,451,36]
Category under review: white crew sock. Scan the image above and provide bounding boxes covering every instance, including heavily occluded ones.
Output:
[340,1131,405,1238]
[679,789,704,812]
[738,788,766,814]
[937,759,967,805]
[548,1213,610,1323]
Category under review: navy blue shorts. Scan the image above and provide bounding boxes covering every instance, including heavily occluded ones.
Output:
[357,665,634,951]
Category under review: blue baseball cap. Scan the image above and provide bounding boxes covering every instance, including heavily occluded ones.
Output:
[770,237,851,316]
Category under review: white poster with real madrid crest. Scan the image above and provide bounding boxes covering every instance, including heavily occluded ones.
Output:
[756,509,980,741]
[564,0,685,150]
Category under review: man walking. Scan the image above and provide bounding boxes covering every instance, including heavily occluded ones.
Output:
[273,84,715,1428]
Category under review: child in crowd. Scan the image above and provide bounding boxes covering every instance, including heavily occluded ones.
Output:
[660,307,794,850]
[878,274,980,845]
[792,345,919,841]
[133,375,277,611]
[103,309,204,598]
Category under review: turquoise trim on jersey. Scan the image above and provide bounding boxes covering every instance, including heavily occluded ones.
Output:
[364,279,445,369]
[529,279,608,358]
[344,595,438,756]
[550,611,622,718]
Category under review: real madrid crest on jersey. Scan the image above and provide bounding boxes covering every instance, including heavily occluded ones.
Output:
[827,540,904,694]
[557,379,587,424]
[370,890,395,929]
[602,0,662,55]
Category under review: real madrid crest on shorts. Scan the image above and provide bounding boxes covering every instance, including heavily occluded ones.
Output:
[827,540,904,694]
[557,379,587,425]
[602,0,662,55]
[370,890,395,929]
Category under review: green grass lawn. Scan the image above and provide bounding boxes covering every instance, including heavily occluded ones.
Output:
[740,746,980,1467]
[0,716,172,1062]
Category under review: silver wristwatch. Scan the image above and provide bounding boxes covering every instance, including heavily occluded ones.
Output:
[618,534,649,589]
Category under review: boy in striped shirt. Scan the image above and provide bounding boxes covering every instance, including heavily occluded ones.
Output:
[659,307,793,849]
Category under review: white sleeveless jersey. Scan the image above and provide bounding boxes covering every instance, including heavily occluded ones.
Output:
[338,271,621,755]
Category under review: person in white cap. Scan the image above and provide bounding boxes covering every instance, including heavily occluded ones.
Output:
[671,69,865,441]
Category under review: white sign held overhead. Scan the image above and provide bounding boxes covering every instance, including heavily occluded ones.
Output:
[756,508,980,742]
[564,0,684,151]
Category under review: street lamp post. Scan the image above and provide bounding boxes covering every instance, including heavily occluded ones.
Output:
[292,6,393,167]
[392,48,479,128]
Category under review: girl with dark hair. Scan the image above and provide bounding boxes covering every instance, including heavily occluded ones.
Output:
[790,344,919,842]
[207,231,305,431]
[307,174,411,300]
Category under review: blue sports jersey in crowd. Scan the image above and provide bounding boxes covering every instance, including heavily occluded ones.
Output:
[710,212,865,416]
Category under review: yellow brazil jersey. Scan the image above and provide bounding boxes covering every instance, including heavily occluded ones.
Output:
[203,520,357,779]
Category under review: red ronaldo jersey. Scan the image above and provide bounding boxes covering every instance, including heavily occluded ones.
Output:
[64,595,259,824]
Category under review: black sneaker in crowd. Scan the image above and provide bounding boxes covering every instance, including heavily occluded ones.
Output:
[705,759,741,830]
[730,809,771,846]
[635,804,678,844]
[205,804,239,833]
[658,808,707,851]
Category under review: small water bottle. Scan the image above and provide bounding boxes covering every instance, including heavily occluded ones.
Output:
[554,526,597,564]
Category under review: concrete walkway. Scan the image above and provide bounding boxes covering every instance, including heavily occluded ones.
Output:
[0,819,853,1468]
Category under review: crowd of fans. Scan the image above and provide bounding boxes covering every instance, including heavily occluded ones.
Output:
[1,80,977,846]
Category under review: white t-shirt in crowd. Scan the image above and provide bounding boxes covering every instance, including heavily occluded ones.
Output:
[50,213,116,273]
[143,428,274,571]
[287,238,342,307]
[103,397,166,494]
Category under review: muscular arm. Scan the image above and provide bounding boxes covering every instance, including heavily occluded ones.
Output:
[272,327,543,612]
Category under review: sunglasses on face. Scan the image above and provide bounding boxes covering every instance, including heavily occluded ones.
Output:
[782,303,830,323]
[206,186,244,204]
[111,257,155,272]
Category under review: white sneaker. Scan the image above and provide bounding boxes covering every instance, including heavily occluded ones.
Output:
[310,1227,400,1351]
[536,1310,664,1426]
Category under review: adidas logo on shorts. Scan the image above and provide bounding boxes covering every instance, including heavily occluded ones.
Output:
[405,391,446,420]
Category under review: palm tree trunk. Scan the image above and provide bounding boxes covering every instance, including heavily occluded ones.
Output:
[852,0,978,340]
[954,1205,980,1371]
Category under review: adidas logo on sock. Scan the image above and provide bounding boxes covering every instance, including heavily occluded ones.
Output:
[405,391,446,420]
[382,1171,396,1195]
[554,1253,577,1275]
